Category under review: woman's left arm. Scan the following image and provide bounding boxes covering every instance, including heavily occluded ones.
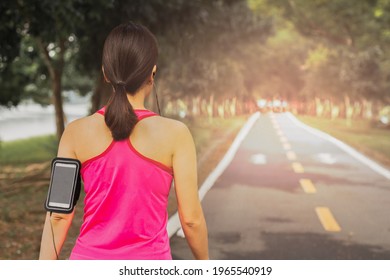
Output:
[39,123,78,260]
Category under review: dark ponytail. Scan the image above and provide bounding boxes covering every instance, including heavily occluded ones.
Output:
[102,22,158,141]
[105,83,138,140]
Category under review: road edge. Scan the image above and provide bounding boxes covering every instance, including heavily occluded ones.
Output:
[286,112,390,180]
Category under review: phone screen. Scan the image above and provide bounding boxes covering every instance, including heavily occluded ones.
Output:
[48,162,77,209]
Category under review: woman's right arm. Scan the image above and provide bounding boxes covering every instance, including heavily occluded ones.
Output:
[39,121,78,259]
[172,122,209,260]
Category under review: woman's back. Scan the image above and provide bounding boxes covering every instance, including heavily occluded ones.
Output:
[68,108,180,259]
[71,108,178,168]
[39,22,208,260]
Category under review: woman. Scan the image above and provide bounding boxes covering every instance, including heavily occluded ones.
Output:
[39,22,209,260]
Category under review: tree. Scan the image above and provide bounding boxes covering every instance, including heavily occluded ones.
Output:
[0,0,113,139]
[0,1,25,107]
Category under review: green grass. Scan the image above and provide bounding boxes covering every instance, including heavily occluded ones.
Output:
[297,115,390,168]
[0,135,58,165]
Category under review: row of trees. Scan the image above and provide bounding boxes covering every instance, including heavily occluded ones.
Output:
[0,0,271,139]
[249,0,390,119]
[1,0,389,140]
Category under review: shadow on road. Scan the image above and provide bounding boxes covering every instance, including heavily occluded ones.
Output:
[214,231,390,260]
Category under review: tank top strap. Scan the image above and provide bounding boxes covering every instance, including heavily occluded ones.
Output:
[97,107,105,115]
[136,110,158,120]
[96,107,158,120]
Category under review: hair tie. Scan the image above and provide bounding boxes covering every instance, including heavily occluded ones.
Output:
[116,81,126,87]
[114,81,127,93]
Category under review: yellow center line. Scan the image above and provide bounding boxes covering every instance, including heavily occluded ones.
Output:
[292,162,304,173]
[286,151,297,161]
[315,207,341,232]
[299,179,316,194]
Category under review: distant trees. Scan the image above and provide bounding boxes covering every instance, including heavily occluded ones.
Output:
[77,0,273,114]
[258,0,390,118]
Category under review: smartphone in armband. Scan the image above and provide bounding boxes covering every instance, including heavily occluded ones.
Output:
[45,157,81,214]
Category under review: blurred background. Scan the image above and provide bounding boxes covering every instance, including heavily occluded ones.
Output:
[0,0,389,260]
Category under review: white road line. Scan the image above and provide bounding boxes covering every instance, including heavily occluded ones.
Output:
[276,130,284,136]
[286,113,390,180]
[167,112,261,238]
[282,142,292,150]
[280,136,288,143]
[250,153,267,165]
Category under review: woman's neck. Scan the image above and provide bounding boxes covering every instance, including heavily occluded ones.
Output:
[126,88,148,110]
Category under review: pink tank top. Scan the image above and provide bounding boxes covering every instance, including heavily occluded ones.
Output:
[69,108,173,260]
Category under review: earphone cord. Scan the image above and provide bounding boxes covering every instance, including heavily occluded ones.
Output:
[153,83,162,116]
[49,212,59,260]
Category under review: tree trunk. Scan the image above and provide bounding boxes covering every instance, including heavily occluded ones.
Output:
[315,97,323,117]
[362,99,373,119]
[91,74,113,115]
[231,97,237,117]
[191,96,200,117]
[329,98,339,120]
[52,70,65,140]
[208,94,214,119]
[344,95,353,126]
[36,37,66,140]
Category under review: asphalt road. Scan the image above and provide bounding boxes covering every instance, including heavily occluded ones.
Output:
[170,112,390,260]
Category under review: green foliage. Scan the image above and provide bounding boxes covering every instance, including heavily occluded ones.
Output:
[0,34,51,106]
[247,23,308,100]
[74,0,273,101]
[263,0,390,103]
[155,0,272,99]
[0,0,113,107]
[0,0,22,66]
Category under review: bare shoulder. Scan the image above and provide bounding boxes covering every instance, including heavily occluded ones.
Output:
[143,116,194,154]
[58,114,101,155]
[156,116,192,137]
[160,117,195,153]
[63,114,98,136]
